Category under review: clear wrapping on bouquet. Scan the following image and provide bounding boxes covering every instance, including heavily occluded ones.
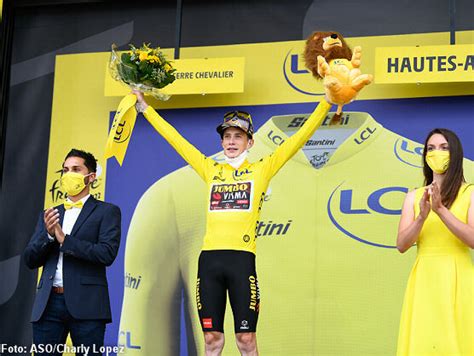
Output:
[109,43,176,101]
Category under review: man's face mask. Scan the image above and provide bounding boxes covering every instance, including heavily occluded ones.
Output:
[60,172,93,197]
[426,150,450,174]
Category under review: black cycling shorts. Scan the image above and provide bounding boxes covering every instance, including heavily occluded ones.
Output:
[196,250,260,333]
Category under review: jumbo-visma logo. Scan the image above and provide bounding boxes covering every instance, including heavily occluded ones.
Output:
[283,49,324,96]
[327,182,408,248]
[393,138,423,168]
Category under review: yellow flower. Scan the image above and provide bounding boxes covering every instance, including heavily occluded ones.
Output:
[164,63,172,72]
[139,51,148,61]
[147,55,161,64]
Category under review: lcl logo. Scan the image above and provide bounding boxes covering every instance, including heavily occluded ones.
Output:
[327,182,408,248]
[113,120,132,143]
[393,138,423,168]
[283,50,324,96]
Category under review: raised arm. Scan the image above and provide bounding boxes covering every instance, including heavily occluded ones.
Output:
[265,98,331,177]
[134,91,213,181]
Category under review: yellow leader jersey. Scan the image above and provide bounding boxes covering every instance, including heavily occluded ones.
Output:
[142,99,331,254]
[119,110,474,355]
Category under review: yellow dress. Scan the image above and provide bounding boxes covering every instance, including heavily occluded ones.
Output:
[397,184,474,355]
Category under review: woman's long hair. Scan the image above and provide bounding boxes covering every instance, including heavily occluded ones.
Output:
[422,128,465,208]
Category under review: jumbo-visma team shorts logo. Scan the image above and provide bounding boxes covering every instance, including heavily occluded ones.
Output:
[209,181,253,211]
[327,182,408,248]
[393,138,423,168]
[283,49,325,96]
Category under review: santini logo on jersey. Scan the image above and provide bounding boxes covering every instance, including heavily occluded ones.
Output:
[256,220,292,237]
[124,273,141,290]
[305,139,336,147]
[327,182,408,248]
[287,115,350,129]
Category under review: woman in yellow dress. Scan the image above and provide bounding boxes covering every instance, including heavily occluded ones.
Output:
[397,128,474,355]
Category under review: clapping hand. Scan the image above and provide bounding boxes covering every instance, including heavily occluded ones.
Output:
[44,208,60,236]
[419,187,431,220]
[43,208,65,244]
[429,181,445,214]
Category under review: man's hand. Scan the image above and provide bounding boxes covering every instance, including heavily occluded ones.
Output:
[44,208,60,236]
[44,208,66,243]
[132,89,149,112]
[54,224,66,244]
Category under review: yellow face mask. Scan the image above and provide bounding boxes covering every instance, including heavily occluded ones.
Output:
[426,150,450,174]
[60,172,92,196]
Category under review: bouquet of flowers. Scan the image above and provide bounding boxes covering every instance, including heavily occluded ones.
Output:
[109,43,176,100]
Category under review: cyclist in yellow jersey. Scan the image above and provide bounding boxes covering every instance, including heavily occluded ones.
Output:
[119,105,474,355]
[131,88,336,355]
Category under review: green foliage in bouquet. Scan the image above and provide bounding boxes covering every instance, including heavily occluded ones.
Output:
[115,43,176,89]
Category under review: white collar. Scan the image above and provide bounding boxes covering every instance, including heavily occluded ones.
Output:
[225,150,248,169]
[66,194,91,204]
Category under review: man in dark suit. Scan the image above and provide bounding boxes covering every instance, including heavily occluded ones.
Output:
[23,149,121,355]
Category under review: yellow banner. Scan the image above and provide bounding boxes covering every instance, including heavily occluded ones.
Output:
[105,57,245,96]
[375,44,474,84]
[104,94,138,166]
[45,31,474,206]
[103,32,474,108]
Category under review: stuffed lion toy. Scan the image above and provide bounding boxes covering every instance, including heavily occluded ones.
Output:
[304,31,372,121]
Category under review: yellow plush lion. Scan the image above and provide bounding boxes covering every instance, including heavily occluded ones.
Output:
[304,31,373,120]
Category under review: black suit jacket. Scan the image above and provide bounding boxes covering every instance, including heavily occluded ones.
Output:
[23,197,121,323]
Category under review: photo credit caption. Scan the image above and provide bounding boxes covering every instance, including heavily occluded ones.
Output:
[0,344,125,355]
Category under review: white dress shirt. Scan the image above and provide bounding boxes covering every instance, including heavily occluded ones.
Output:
[51,194,90,287]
